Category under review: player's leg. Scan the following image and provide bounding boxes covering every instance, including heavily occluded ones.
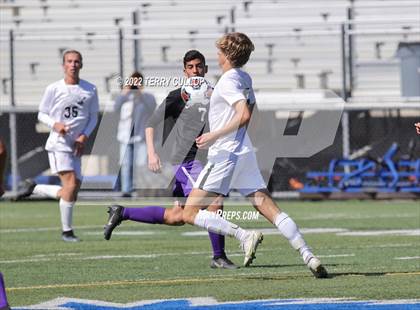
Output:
[206,196,237,269]
[119,142,134,196]
[247,190,327,278]
[236,153,327,278]
[14,151,64,200]
[178,160,236,268]
[104,160,198,238]
[182,188,263,267]
[58,170,80,242]
[104,201,183,240]
[182,159,263,267]
[0,138,7,197]
[15,179,62,200]
[50,151,82,242]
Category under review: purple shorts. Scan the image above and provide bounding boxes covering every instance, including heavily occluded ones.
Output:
[173,160,203,197]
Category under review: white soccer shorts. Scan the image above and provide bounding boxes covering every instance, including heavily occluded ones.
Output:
[48,151,82,180]
[195,151,266,196]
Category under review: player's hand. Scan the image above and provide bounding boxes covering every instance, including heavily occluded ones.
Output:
[148,152,162,173]
[415,122,420,135]
[53,122,70,136]
[196,132,217,149]
[74,134,88,157]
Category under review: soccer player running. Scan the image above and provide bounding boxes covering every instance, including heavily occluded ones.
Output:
[16,50,99,242]
[104,50,237,269]
[180,33,328,277]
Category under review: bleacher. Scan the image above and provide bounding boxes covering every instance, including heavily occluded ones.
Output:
[0,0,419,109]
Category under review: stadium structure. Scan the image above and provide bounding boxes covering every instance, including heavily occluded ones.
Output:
[0,0,419,198]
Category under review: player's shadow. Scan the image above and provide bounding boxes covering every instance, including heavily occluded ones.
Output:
[247,263,341,269]
[328,272,388,278]
[242,271,389,281]
[247,263,307,268]
[242,264,402,279]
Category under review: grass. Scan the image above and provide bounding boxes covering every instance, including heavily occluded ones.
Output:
[0,199,419,306]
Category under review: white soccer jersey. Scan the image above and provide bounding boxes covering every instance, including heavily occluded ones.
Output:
[208,68,255,159]
[38,79,99,152]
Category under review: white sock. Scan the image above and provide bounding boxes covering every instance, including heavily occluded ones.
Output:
[194,209,249,242]
[59,199,75,232]
[33,185,61,199]
[274,212,313,262]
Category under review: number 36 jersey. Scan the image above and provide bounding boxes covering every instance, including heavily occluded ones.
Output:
[39,79,99,152]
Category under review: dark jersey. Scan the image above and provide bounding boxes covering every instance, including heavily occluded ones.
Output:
[146,87,208,164]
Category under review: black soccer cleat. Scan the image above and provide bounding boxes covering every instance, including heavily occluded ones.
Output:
[104,205,125,240]
[307,257,329,279]
[13,179,36,201]
[210,255,238,270]
[62,230,80,242]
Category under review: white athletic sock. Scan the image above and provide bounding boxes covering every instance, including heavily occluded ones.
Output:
[33,185,61,199]
[194,209,249,242]
[274,212,313,261]
[59,199,75,232]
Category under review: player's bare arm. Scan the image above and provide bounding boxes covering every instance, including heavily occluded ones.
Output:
[145,126,162,173]
[196,99,250,149]
[74,134,88,157]
[53,122,70,136]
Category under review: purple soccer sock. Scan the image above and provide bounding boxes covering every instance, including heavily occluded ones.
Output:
[0,272,9,309]
[208,231,226,258]
[122,207,165,224]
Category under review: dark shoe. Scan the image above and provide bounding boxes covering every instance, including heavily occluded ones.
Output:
[210,256,238,270]
[104,205,125,240]
[14,179,36,201]
[307,257,329,279]
[62,230,80,242]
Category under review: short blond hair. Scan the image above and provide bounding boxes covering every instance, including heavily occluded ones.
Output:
[216,32,254,67]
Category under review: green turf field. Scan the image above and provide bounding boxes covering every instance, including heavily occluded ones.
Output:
[0,199,419,306]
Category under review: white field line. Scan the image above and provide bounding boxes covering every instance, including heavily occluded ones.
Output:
[0,248,285,264]
[0,250,218,264]
[0,246,355,265]
[76,200,261,206]
[182,228,348,237]
[84,231,164,236]
[0,225,103,233]
[337,229,420,236]
[394,256,420,260]
[32,253,81,258]
[0,253,82,264]
[298,213,415,220]
[2,244,416,265]
[317,254,355,258]
[3,226,420,238]
[374,243,417,248]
